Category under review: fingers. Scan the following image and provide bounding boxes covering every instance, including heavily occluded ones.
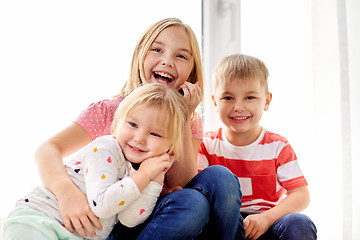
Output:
[88,212,103,232]
[244,216,263,240]
[139,153,172,180]
[63,216,75,233]
[244,217,249,229]
[58,187,102,238]
[244,217,255,239]
[79,215,98,238]
[71,218,88,238]
[161,186,183,195]
[180,82,201,113]
[66,215,102,238]
[182,82,201,99]
[61,208,102,238]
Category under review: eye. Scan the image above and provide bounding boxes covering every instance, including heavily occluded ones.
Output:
[151,48,162,53]
[246,96,256,100]
[222,96,234,101]
[177,54,187,60]
[128,122,137,128]
[150,132,163,138]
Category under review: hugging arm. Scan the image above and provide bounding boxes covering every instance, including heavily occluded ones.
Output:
[34,122,102,238]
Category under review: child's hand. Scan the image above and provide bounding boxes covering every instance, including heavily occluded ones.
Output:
[160,185,183,195]
[244,213,272,240]
[57,184,102,238]
[179,82,201,115]
[138,152,173,181]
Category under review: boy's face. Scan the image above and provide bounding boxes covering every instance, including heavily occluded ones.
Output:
[116,105,172,163]
[143,26,194,91]
[212,78,272,145]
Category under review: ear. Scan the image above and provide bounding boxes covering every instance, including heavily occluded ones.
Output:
[211,95,219,112]
[264,92,272,111]
[211,94,217,107]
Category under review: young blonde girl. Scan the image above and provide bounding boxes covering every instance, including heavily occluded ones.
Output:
[32,18,244,239]
[4,84,188,239]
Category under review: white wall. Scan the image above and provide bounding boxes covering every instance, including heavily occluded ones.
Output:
[346,0,360,237]
[0,0,202,218]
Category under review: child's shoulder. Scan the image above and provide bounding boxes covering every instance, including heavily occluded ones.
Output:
[80,95,124,116]
[86,135,119,152]
[260,128,289,145]
[96,95,124,110]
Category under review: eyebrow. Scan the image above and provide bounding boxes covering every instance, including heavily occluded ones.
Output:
[245,91,259,94]
[152,40,193,56]
[220,90,259,95]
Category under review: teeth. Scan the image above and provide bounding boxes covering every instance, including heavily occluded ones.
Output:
[233,116,247,120]
[156,79,168,84]
[155,71,173,79]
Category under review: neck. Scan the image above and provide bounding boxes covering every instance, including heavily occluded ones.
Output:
[225,126,262,146]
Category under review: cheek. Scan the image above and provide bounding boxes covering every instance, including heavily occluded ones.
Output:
[143,57,154,78]
[218,107,229,120]
[116,127,131,143]
[179,63,193,80]
[251,106,264,119]
[154,140,172,153]
[218,104,229,114]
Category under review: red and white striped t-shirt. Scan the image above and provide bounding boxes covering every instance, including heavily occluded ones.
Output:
[197,127,307,213]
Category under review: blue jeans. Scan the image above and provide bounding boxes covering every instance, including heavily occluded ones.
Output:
[106,165,245,240]
[241,212,317,240]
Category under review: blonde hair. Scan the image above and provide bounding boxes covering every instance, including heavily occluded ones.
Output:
[112,83,188,160]
[213,54,269,93]
[120,18,204,104]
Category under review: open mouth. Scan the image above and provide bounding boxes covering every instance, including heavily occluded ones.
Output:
[153,71,174,83]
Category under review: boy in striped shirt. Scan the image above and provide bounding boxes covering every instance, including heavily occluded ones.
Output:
[198,54,317,239]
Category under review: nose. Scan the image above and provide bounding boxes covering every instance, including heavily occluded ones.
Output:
[162,54,174,68]
[134,131,146,144]
[234,101,245,112]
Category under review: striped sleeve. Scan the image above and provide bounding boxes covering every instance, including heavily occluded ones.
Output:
[276,144,308,190]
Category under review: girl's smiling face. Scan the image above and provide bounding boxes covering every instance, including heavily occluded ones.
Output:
[116,104,172,163]
[143,26,194,90]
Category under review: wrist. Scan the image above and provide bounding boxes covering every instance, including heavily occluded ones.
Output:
[51,179,77,199]
[153,172,165,184]
[129,170,152,192]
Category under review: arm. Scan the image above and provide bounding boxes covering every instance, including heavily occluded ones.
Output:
[165,122,200,187]
[34,122,102,238]
[85,145,170,219]
[117,157,170,227]
[166,82,202,187]
[117,181,163,227]
[244,186,310,240]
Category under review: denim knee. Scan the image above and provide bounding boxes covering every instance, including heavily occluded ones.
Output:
[155,188,210,218]
[140,189,210,239]
[187,166,244,239]
[275,213,317,240]
[188,165,242,200]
